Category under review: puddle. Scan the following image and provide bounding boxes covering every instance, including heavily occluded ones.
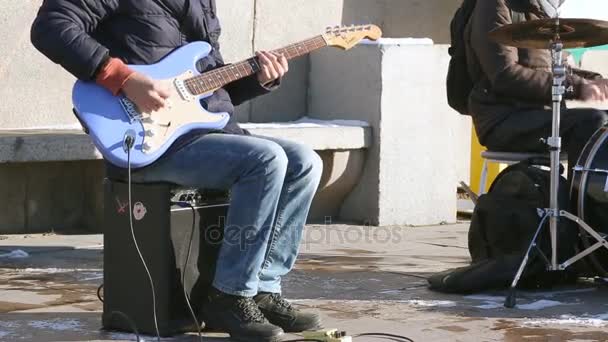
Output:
[504,327,608,341]
[28,318,83,331]
[0,301,42,313]
[494,317,608,341]
[295,254,384,272]
[333,248,378,255]
[0,268,101,314]
[435,325,469,332]
[0,290,60,305]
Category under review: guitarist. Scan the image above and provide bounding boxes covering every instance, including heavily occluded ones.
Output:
[30,0,323,341]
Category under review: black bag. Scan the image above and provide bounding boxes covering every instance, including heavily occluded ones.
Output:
[446,0,477,115]
[428,159,578,293]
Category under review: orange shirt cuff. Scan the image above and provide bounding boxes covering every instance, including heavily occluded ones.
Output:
[95,58,136,95]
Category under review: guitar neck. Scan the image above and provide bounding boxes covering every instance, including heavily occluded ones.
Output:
[184,35,327,96]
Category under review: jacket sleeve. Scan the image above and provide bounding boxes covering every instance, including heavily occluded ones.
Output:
[203,3,278,106]
[470,0,586,102]
[30,0,119,81]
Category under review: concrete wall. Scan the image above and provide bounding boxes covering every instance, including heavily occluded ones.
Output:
[310,42,470,226]
[248,0,344,123]
[0,160,104,233]
[342,0,461,43]
[0,0,76,129]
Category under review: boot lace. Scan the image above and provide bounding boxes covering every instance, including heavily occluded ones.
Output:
[235,297,266,323]
[268,293,294,312]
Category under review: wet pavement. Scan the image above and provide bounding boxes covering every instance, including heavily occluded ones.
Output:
[1,223,608,341]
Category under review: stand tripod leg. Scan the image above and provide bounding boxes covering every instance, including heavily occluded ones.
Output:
[504,214,549,308]
[559,210,608,269]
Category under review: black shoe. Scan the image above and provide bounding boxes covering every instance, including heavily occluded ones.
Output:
[202,287,284,342]
[254,292,322,333]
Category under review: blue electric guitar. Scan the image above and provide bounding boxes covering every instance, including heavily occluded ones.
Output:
[72,25,382,168]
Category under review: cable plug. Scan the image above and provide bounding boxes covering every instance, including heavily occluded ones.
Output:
[302,329,352,342]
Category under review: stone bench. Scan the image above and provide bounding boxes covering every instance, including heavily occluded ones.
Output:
[0,118,371,163]
[308,39,472,226]
[0,119,372,233]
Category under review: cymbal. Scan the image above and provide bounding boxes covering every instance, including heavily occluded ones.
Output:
[488,18,608,49]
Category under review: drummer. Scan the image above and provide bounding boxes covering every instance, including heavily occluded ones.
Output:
[465,0,608,177]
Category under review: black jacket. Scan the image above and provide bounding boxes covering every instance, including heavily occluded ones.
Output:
[464,0,599,145]
[30,0,272,137]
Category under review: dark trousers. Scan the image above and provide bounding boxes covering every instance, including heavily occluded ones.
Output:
[484,108,608,178]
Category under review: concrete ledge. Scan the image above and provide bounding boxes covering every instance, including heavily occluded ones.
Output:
[0,130,102,163]
[0,119,371,233]
[0,119,372,163]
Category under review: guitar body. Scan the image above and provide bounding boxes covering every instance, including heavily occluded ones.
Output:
[72,41,230,169]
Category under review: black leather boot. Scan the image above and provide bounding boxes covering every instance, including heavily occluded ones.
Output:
[254,292,322,333]
[202,287,284,342]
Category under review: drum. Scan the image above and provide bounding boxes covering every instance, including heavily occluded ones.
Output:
[570,126,608,276]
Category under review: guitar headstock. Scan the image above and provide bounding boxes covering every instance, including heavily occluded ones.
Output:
[322,24,383,50]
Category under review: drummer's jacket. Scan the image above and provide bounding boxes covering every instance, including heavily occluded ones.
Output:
[464,0,603,146]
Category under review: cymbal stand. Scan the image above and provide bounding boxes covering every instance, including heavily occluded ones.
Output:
[504,17,608,308]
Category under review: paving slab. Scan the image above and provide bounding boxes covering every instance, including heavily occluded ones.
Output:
[1,223,607,342]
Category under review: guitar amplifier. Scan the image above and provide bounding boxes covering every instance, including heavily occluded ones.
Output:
[102,179,227,336]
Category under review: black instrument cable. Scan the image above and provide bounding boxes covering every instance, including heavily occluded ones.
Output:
[97,283,104,303]
[126,139,162,342]
[178,201,204,342]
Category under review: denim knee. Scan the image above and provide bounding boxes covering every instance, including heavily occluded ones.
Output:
[290,145,324,180]
[253,140,289,178]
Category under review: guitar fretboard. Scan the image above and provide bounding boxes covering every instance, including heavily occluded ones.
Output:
[184,35,327,96]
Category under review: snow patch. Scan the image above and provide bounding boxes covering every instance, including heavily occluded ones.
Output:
[0,321,18,329]
[474,302,503,309]
[518,300,564,310]
[0,249,29,258]
[28,319,82,331]
[20,268,102,273]
[402,300,457,308]
[240,117,370,130]
[523,314,608,328]
[465,295,505,302]
[359,38,434,46]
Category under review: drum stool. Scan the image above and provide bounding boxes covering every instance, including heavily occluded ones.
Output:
[479,151,568,194]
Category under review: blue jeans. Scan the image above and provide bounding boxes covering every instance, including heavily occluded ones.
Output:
[131,133,323,296]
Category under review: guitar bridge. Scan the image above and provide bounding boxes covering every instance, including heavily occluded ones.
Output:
[119,97,143,123]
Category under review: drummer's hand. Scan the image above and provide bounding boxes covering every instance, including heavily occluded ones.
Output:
[580,80,608,102]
